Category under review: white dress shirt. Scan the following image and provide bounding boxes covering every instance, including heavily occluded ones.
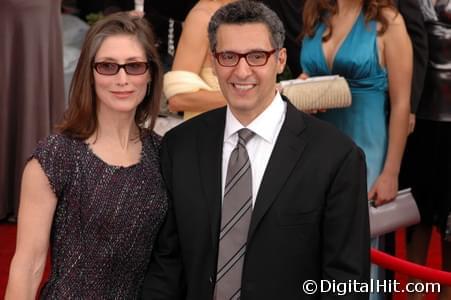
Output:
[222,92,287,207]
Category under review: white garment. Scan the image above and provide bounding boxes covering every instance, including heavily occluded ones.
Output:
[62,14,89,104]
[154,115,183,136]
[222,92,286,207]
[419,0,438,21]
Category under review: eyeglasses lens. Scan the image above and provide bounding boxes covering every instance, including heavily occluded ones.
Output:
[124,62,148,75]
[216,50,273,67]
[94,62,148,75]
[246,52,267,66]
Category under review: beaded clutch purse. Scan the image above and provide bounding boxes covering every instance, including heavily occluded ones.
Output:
[280,75,352,111]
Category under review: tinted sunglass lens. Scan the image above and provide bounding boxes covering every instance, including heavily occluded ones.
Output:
[96,62,119,75]
[94,62,148,75]
[125,62,148,75]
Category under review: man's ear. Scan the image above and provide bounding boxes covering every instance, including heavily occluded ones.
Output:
[209,51,217,76]
[277,48,287,74]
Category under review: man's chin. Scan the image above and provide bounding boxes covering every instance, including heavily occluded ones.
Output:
[228,100,255,112]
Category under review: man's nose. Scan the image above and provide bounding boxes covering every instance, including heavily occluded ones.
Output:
[233,57,252,78]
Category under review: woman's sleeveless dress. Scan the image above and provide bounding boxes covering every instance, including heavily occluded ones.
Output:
[301,12,388,189]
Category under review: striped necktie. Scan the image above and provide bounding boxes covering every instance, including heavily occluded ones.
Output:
[215,128,255,300]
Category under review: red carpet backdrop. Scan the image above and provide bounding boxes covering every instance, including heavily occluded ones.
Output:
[0,224,444,298]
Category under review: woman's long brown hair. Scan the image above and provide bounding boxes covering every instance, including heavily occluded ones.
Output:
[57,12,163,140]
[302,0,397,41]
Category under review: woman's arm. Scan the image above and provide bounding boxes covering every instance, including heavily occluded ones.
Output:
[369,10,412,206]
[167,6,227,112]
[5,159,57,299]
[168,90,227,112]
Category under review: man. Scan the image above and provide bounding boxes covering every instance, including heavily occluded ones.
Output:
[142,1,370,299]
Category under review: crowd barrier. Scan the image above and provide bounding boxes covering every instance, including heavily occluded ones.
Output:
[371,249,451,286]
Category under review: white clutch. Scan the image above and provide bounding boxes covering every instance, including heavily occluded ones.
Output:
[280,75,352,111]
[369,188,421,238]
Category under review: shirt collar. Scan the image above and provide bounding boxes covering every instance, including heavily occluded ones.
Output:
[224,92,286,143]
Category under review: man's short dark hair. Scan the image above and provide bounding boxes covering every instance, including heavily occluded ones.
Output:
[208,0,286,51]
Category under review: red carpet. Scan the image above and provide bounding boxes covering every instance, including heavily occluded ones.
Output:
[0,223,16,296]
[0,222,50,298]
[393,228,442,300]
[0,223,445,298]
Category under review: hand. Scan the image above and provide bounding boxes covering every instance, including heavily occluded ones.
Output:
[298,73,309,80]
[408,113,416,134]
[277,73,309,93]
[368,172,398,206]
[303,109,327,114]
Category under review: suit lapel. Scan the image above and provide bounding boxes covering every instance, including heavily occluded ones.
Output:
[248,101,308,241]
[197,109,226,250]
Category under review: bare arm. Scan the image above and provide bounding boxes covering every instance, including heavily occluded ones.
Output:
[369,11,412,206]
[167,6,226,112]
[5,159,57,299]
[168,90,227,112]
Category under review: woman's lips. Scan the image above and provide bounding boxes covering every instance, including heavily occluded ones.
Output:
[111,91,134,98]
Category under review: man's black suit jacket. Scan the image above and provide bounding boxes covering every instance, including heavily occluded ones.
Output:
[142,99,370,299]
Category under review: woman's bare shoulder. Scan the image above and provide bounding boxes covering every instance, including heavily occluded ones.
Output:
[188,1,222,20]
[183,1,222,32]
[380,6,404,26]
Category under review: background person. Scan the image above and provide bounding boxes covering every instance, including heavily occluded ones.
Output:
[0,0,66,222]
[300,1,412,298]
[401,1,451,299]
[394,0,429,134]
[301,0,412,207]
[163,0,233,120]
[75,0,197,70]
[386,0,428,291]
[261,0,305,77]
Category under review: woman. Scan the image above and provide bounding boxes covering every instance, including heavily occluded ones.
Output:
[403,1,451,299]
[300,1,412,298]
[163,0,234,119]
[5,13,167,299]
[301,0,411,206]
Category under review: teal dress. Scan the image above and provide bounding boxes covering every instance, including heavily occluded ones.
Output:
[301,12,388,189]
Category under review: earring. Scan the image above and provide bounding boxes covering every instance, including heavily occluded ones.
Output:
[146,81,151,96]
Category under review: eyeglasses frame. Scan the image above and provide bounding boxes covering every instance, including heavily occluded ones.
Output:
[213,49,278,67]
